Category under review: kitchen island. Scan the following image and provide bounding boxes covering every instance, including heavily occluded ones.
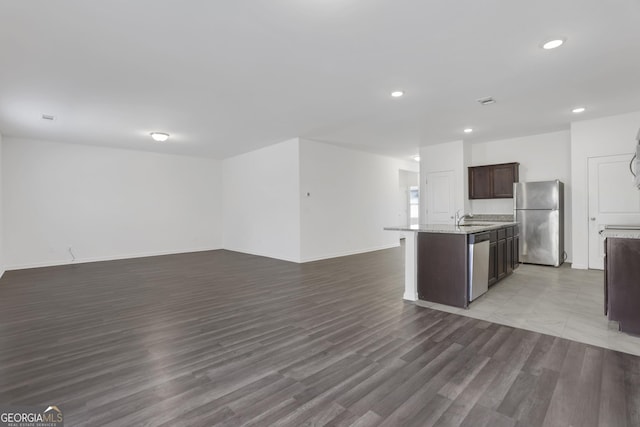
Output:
[385,222,519,308]
[604,232,640,335]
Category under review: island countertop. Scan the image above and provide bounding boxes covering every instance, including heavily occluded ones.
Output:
[384,222,518,235]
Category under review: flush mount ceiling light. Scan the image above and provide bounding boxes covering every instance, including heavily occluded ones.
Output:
[572,107,586,113]
[150,132,170,142]
[391,91,404,98]
[542,38,565,50]
[413,155,421,162]
[464,128,473,133]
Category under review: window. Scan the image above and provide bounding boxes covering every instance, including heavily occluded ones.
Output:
[409,186,419,224]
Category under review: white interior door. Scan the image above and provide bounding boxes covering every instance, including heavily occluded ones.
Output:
[426,170,455,224]
[588,154,640,269]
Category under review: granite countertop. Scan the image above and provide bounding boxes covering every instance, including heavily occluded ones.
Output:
[601,229,640,239]
[384,221,518,235]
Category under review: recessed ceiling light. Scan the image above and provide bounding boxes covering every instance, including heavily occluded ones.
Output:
[542,39,565,50]
[464,128,473,133]
[391,91,404,98]
[413,155,420,162]
[572,107,586,113]
[150,132,170,142]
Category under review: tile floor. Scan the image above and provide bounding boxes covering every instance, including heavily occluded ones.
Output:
[416,263,640,356]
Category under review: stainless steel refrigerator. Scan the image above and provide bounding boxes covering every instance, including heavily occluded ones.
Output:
[513,180,564,267]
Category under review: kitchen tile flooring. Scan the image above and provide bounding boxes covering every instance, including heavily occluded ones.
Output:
[417,263,640,357]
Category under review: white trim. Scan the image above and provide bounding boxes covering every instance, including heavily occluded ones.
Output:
[4,243,404,271]
[5,246,223,271]
[402,232,418,301]
[221,247,301,263]
[571,263,588,270]
[299,243,400,263]
[403,290,418,301]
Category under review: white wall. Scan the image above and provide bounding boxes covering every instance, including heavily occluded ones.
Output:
[299,139,417,262]
[398,170,409,231]
[469,130,573,261]
[469,131,571,214]
[571,111,640,269]
[0,132,4,278]
[3,137,223,269]
[2,134,422,269]
[223,138,301,262]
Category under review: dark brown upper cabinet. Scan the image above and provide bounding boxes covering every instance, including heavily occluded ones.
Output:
[469,162,519,199]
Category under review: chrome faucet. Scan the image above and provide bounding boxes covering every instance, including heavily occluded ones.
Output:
[455,210,474,227]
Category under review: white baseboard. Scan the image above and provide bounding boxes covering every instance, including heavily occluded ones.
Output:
[403,291,418,301]
[5,242,402,271]
[221,247,301,263]
[299,243,400,263]
[571,263,588,270]
[5,246,223,271]
[225,243,401,264]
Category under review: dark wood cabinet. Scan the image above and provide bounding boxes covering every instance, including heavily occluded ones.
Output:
[506,237,514,275]
[513,234,520,270]
[605,237,640,335]
[493,164,519,198]
[512,225,520,270]
[417,233,468,308]
[489,225,518,287]
[488,241,497,286]
[497,239,506,280]
[417,224,520,307]
[469,166,493,199]
[469,162,519,199]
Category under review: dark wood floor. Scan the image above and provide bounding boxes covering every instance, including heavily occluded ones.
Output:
[0,247,639,427]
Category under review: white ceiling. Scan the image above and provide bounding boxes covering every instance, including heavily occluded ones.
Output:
[1,0,639,160]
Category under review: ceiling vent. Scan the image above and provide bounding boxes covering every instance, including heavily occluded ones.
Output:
[41,114,55,121]
[476,97,496,106]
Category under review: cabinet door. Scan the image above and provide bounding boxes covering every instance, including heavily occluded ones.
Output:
[493,164,518,198]
[489,242,498,286]
[469,166,493,199]
[497,239,506,280]
[506,237,514,275]
[513,234,520,269]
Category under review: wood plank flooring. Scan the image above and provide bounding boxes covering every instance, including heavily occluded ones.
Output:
[0,247,639,426]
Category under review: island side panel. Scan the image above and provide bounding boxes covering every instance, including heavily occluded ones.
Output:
[417,232,468,308]
[403,232,418,301]
[606,237,640,335]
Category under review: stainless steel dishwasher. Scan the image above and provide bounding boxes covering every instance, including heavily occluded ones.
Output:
[468,232,490,302]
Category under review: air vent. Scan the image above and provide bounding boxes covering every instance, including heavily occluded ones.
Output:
[41,114,55,121]
[476,97,496,106]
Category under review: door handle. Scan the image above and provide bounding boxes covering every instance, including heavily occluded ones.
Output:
[590,217,596,221]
